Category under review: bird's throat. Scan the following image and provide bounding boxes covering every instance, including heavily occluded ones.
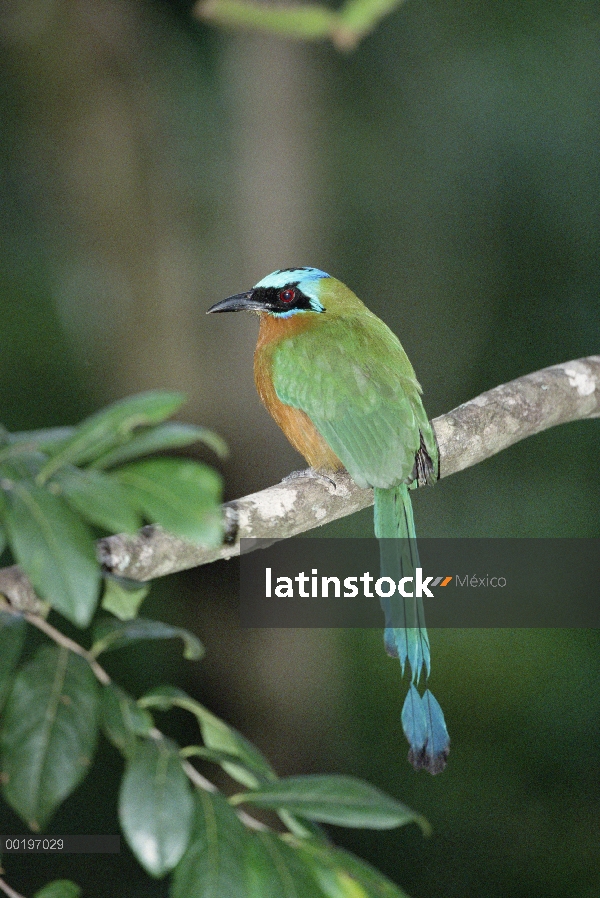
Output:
[255,309,317,348]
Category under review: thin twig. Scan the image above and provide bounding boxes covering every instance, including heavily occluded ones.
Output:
[0,878,26,898]
[181,757,218,793]
[23,611,111,686]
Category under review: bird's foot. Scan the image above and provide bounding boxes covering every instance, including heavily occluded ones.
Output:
[282,468,338,493]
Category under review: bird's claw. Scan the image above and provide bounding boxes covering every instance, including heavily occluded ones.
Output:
[282,468,337,492]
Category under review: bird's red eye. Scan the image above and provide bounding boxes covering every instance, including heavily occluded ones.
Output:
[279,288,295,304]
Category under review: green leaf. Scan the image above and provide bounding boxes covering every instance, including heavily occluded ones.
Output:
[11,426,76,453]
[180,745,259,767]
[119,737,194,877]
[0,523,7,557]
[33,880,82,898]
[101,683,153,758]
[231,775,429,832]
[0,611,26,713]
[100,578,150,621]
[299,841,413,898]
[53,467,141,533]
[38,391,187,481]
[92,618,203,661]
[91,422,228,470]
[0,646,99,830]
[140,686,276,789]
[171,790,251,898]
[331,847,413,898]
[277,809,328,842]
[197,0,338,41]
[0,452,46,482]
[115,458,223,545]
[246,832,329,898]
[2,481,100,627]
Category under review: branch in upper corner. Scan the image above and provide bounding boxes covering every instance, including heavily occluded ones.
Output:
[97,356,600,581]
[194,0,409,50]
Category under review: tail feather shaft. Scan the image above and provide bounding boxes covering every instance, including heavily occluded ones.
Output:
[375,483,450,774]
[374,485,430,680]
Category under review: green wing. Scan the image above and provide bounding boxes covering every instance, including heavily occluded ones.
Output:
[271,313,433,489]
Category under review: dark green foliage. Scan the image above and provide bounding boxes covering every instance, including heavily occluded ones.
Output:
[299,841,413,898]
[36,391,189,480]
[2,480,100,627]
[115,458,223,545]
[101,683,154,759]
[0,391,224,627]
[119,737,195,877]
[99,578,150,620]
[54,467,142,534]
[245,832,332,898]
[33,882,82,898]
[90,422,228,470]
[170,791,253,897]
[140,685,278,788]
[0,611,26,713]
[230,774,429,832]
[0,646,99,830]
[92,617,204,661]
[0,395,416,898]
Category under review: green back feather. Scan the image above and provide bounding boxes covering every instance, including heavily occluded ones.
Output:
[270,279,436,489]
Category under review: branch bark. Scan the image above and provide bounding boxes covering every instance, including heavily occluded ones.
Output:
[96,356,600,580]
[0,878,26,898]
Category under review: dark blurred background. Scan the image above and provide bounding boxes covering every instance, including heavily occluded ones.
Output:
[1,0,599,895]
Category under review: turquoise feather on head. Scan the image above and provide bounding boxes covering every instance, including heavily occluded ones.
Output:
[253,267,331,290]
[208,267,330,318]
[252,267,330,317]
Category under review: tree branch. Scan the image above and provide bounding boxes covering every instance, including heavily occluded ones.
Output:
[194,0,410,51]
[24,611,112,686]
[0,566,44,615]
[0,358,598,598]
[97,356,600,580]
[0,878,26,898]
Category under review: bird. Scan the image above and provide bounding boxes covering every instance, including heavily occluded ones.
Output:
[208,267,449,774]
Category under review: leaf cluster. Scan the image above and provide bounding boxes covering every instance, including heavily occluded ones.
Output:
[0,393,425,898]
[1,614,424,897]
[0,391,225,626]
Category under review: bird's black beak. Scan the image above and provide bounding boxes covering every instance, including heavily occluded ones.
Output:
[207,291,265,314]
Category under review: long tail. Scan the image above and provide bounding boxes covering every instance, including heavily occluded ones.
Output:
[374,484,450,774]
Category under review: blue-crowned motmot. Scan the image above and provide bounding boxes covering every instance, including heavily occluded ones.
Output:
[208,268,449,773]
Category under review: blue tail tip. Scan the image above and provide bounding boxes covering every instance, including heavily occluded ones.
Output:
[408,743,450,775]
[402,686,450,775]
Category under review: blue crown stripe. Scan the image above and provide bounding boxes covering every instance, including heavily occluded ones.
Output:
[254,268,331,290]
